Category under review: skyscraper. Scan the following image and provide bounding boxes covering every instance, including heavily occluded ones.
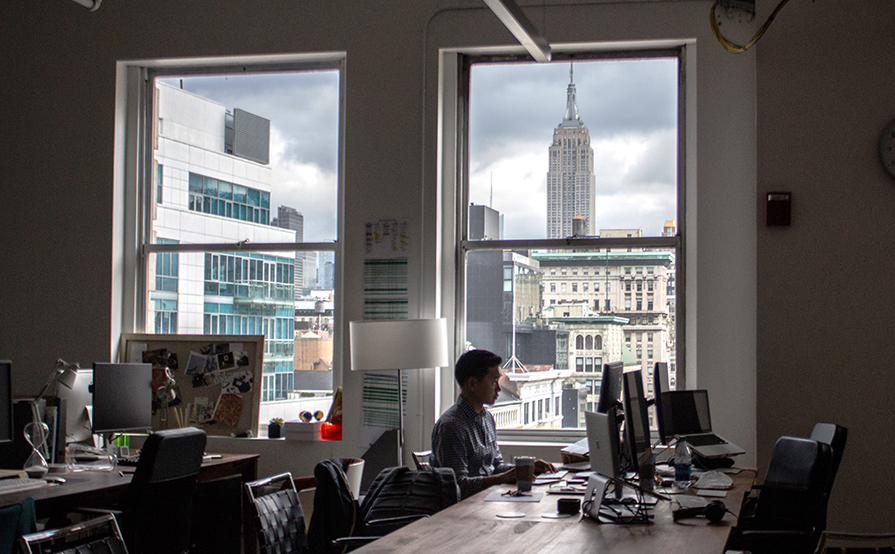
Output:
[547,66,596,239]
[273,205,305,300]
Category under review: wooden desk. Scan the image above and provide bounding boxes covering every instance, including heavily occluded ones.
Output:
[355,470,754,554]
[0,453,259,554]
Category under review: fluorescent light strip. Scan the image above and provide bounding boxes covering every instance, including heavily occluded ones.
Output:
[483,0,552,62]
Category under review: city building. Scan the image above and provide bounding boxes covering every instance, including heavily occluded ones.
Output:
[271,205,305,301]
[149,82,297,401]
[535,249,676,393]
[546,67,596,239]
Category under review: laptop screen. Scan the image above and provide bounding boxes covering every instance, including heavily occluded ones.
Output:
[660,390,712,436]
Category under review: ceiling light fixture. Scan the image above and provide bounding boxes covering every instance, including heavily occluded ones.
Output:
[483,0,552,62]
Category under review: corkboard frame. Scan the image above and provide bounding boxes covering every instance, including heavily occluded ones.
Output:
[119,333,264,437]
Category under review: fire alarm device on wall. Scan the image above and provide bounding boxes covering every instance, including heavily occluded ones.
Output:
[766,192,791,226]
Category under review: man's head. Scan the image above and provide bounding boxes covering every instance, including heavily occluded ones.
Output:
[456,350,503,408]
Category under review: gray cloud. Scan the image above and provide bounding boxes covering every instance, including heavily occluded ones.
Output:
[160,55,676,242]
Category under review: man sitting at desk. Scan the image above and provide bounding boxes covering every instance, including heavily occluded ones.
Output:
[431,349,555,499]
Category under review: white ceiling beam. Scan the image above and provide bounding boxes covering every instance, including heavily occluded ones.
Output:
[483,0,552,62]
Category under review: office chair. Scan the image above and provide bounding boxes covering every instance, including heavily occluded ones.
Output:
[809,423,848,494]
[813,530,895,553]
[245,472,308,554]
[121,427,207,554]
[728,436,833,554]
[411,451,432,471]
[18,513,128,554]
[307,459,459,553]
[0,497,36,554]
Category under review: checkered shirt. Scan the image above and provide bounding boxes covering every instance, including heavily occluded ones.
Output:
[430,395,512,499]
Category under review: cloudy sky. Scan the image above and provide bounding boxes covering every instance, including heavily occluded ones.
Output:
[162,55,677,242]
[469,57,678,239]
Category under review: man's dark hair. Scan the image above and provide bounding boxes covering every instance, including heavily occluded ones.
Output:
[455,349,502,387]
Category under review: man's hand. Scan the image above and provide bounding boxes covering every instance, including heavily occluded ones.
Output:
[534,459,557,474]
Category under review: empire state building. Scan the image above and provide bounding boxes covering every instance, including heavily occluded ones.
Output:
[546,67,595,239]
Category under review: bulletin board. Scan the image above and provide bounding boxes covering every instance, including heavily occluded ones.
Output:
[119,334,264,437]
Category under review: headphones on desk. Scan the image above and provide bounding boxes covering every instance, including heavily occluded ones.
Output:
[672,500,727,523]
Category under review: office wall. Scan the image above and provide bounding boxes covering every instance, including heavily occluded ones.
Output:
[756,0,895,533]
[2,0,760,522]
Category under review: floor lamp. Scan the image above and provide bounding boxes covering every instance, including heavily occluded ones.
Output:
[349,318,449,467]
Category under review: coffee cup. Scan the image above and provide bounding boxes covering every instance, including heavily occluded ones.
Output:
[515,456,535,492]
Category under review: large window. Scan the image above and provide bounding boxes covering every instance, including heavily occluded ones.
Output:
[458,50,683,432]
[133,57,343,423]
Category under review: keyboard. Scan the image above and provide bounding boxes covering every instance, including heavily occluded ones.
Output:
[682,434,727,447]
[0,477,50,494]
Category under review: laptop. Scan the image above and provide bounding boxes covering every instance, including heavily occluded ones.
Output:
[659,390,745,459]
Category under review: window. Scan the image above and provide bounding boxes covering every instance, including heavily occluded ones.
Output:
[130,56,344,422]
[458,50,682,432]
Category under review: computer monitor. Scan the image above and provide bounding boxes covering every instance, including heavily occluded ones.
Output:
[585,408,622,481]
[653,362,670,444]
[622,369,651,472]
[0,361,12,444]
[92,363,153,436]
[56,369,94,443]
[596,361,624,414]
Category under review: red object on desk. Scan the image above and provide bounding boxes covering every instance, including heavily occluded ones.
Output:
[321,422,341,440]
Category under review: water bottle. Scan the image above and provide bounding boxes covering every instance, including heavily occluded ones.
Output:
[674,439,692,489]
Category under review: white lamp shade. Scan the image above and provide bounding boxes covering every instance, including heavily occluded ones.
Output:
[350,319,449,371]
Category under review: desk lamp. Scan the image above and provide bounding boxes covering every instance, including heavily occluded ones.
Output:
[27,359,79,475]
[349,318,449,466]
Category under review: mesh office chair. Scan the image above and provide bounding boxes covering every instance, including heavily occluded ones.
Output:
[307,458,459,553]
[18,513,128,554]
[728,436,834,554]
[245,472,308,554]
[121,427,207,554]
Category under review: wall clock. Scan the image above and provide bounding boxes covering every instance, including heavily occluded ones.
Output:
[879,119,895,179]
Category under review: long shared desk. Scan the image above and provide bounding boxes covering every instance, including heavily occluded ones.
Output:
[355,469,754,554]
[0,453,259,554]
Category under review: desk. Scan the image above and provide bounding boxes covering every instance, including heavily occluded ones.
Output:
[355,470,754,554]
[0,453,259,554]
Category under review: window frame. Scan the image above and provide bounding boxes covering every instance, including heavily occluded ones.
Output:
[450,46,687,442]
[117,53,346,411]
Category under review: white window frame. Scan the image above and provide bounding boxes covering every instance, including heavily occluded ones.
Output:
[440,45,687,443]
[114,53,347,406]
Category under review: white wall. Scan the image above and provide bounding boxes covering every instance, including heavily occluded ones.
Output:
[755,0,895,532]
[1,0,759,518]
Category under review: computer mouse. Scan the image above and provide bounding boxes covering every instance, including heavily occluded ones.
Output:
[44,476,66,484]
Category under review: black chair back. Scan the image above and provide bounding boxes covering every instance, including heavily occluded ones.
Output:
[19,513,128,554]
[125,427,207,554]
[809,422,848,495]
[245,472,308,554]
